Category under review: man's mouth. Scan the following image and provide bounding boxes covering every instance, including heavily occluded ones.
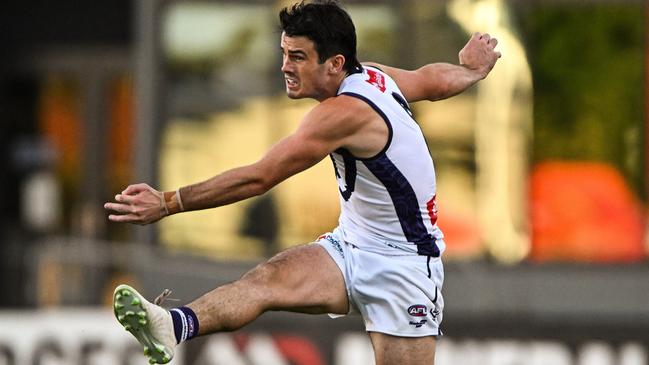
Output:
[285,75,298,88]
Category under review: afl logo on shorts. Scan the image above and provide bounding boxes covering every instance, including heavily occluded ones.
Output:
[407,305,428,317]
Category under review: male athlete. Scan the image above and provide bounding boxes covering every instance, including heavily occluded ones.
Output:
[105,1,500,364]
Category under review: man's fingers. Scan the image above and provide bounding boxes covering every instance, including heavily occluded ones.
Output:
[122,183,150,195]
[114,193,137,204]
[107,183,162,225]
[496,51,502,58]
[104,202,134,214]
[489,37,498,47]
[108,214,141,223]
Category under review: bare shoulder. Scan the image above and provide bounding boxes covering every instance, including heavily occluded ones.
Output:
[303,94,376,133]
[316,94,389,159]
[362,61,431,103]
[362,61,390,72]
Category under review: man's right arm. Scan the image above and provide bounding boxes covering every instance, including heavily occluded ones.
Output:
[103,96,372,225]
[364,32,501,103]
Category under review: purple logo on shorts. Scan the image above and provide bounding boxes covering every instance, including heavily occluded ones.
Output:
[409,319,427,328]
[407,305,428,317]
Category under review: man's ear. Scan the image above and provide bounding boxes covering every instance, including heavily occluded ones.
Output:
[329,54,346,74]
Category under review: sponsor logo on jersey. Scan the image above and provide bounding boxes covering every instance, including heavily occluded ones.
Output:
[407,305,428,317]
[409,319,427,328]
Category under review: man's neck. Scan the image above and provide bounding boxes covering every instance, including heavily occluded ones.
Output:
[315,72,350,103]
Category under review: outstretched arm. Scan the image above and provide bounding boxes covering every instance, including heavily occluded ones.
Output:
[364,32,501,103]
[105,125,332,224]
[104,97,371,225]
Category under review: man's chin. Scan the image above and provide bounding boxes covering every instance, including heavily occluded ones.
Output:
[285,90,303,99]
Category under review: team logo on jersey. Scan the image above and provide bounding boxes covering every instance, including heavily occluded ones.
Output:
[407,305,428,317]
[365,69,386,92]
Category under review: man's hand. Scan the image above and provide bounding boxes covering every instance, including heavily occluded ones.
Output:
[459,32,501,79]
[104,183,168,225]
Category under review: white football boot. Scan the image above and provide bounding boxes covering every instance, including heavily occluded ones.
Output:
[113,284,177,364]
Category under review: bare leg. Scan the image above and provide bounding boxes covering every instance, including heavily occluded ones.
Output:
[369,332,437,365]
[187,243,349,334]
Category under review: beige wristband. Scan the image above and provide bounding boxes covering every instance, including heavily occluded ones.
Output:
[159,191,170,216]
[176,188,185,212]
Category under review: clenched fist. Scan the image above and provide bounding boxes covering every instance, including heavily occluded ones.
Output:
[459,32,501,79]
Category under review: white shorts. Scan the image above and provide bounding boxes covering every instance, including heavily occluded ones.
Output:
[315,228,444,337]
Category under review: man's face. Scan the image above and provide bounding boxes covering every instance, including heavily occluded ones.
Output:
[280,32,329,100]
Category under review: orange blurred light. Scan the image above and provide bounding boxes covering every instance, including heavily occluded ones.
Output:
[530,161,645,263]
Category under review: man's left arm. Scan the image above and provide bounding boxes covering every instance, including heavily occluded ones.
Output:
[364,32,501,103]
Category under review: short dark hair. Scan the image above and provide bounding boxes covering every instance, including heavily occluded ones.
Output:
[279,1,362,74]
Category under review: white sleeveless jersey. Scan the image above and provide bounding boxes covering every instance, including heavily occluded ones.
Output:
[331,66,445,256]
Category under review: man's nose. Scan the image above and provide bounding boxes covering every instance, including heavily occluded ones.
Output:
[281,58,291,73]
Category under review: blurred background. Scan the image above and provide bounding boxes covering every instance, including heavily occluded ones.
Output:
[0,0,647,364]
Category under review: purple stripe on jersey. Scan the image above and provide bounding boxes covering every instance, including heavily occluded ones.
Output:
[363,155,440,257]
[330,152,356,201]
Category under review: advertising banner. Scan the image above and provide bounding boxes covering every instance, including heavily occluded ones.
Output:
[0,310,647,365]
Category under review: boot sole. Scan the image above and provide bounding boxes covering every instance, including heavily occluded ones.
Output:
[113,284,173,364]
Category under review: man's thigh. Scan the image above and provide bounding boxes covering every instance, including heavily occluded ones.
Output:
[369,332,437,365]
[242,243,349,315]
